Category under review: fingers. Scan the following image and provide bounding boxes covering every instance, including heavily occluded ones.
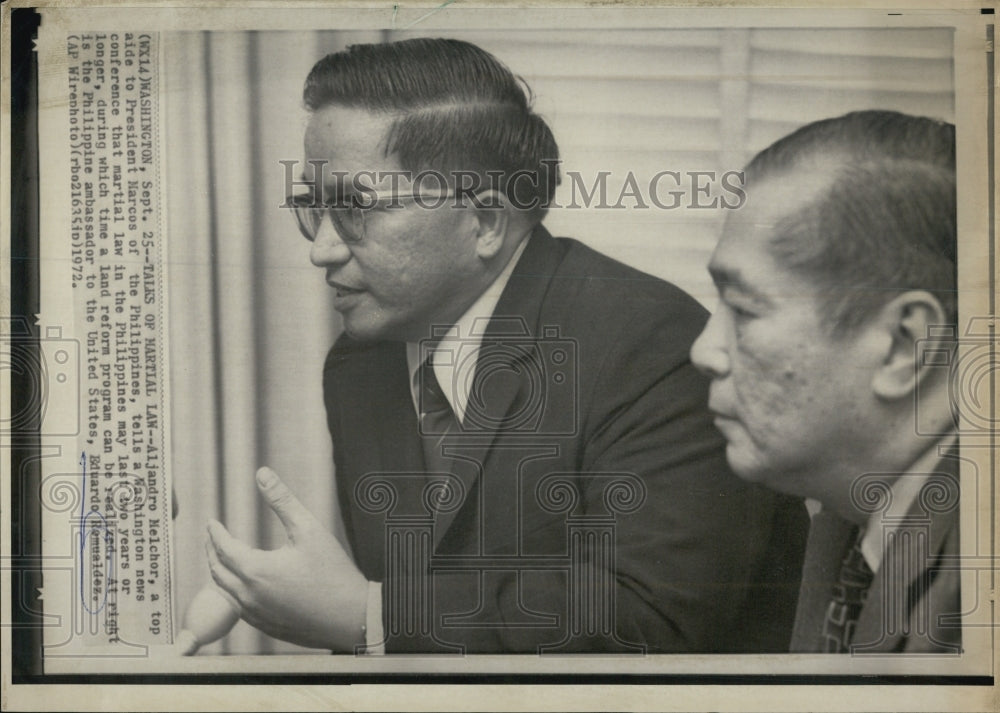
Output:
[255,467,318,543]
[205,520,253,601]
[207,519,256,569]
[205,537,242,602]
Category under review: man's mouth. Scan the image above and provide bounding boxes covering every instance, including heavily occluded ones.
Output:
[707,401,736,423]
[327,279,365,297]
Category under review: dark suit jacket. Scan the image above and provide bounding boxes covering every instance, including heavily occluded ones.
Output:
[324,226,808,653]
[791,451,961,653]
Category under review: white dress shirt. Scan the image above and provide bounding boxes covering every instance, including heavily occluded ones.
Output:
[404,239,528,423]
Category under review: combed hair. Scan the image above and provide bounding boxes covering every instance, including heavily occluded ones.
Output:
[303,38,560,219]
[745,110,956,333]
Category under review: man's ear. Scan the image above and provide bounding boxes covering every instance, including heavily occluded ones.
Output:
[471,191,510,260]
[871,290,949,400]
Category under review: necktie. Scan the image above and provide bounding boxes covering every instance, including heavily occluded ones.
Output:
[417,357,459,509]
[821,526,875,652]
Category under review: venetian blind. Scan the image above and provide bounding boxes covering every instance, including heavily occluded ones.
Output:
[392,28,955,305]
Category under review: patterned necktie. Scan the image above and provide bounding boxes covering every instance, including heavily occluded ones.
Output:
[417,358,458,506]
[821,526,875,652]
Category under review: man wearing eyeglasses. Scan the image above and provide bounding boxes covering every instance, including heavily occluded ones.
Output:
[205,37,809,654]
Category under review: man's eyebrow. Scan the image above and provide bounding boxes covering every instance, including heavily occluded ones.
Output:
[708,263,770,303]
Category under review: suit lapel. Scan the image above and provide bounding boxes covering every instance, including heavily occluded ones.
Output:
[853,449,961,652]
[331,339,425,573]
[790,509,857,652]
[432,339,539,549]
[432,226,566,549]
[371,343,425,473]
[342,339,423,475]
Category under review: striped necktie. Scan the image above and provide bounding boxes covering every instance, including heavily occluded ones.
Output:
[417,358,459,507]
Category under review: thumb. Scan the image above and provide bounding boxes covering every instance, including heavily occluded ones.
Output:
[255,467,317,542]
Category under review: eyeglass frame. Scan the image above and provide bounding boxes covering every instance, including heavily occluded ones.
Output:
[286,189,457,244]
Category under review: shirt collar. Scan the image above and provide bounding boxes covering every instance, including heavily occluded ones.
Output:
[859,432,958,571]
[406,238,529,423]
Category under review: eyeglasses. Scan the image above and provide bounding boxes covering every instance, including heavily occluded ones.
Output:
[286,190,455,244]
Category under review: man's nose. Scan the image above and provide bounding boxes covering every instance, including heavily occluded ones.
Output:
[690,308,730,379]
[309,215,352,267]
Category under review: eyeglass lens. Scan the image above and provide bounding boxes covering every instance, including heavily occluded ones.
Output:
[292,201,364,243]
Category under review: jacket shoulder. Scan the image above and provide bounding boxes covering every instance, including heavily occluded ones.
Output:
[544,236,709,347]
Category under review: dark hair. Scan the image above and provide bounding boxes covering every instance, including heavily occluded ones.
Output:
[303,38,560,219]
[745,110,956,333]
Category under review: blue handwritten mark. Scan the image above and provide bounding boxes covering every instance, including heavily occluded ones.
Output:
[402,0,456,30]
[78,451,113,615]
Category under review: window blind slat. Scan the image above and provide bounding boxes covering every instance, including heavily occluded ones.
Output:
[750,51,953,93]
[530,79,721,119]
[748,84,954,125]
[554,115,722,151]
[750,28,954,59]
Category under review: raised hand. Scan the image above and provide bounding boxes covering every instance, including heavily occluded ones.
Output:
[205,467,369,651]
